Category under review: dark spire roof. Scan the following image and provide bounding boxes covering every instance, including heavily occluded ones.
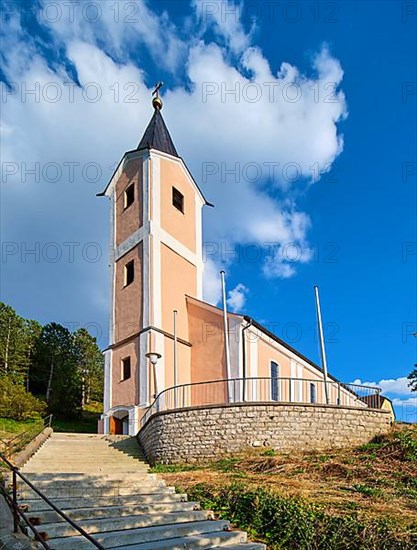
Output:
[136,108,179,157]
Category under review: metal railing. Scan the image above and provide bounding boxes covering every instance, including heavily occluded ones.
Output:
[141,377,382,427]
[0,452,104,549]
[0,414,53,458]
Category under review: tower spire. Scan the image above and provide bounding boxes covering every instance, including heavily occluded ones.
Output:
[137,82,179,157]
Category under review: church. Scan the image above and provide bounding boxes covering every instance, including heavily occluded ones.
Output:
[98,92,367,436]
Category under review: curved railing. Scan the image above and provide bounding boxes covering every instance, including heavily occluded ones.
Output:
[140,377,382,427]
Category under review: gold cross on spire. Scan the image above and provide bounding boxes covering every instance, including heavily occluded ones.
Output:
[152,81,164,110]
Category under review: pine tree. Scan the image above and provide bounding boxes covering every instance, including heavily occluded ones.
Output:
[408,364,417,393]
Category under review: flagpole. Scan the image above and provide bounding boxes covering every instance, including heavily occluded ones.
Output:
[314,286,329,404]
[220,270,232,401]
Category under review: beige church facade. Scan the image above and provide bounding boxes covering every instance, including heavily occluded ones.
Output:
[98,97,370,436]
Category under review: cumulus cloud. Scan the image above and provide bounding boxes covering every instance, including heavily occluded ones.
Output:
[227,283,248,312]
[192,0,255,55]
[352,377,413,396]
[352,376,416,422]
[202,258,223,306]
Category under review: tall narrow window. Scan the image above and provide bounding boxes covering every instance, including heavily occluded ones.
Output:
[122,357,131,381]
[271,361,279,401]
[124,184,135,209]
[310,383,316,404]
[172,187,184,213]
[124,260,134,286]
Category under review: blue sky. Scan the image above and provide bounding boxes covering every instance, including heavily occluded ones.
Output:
[1,0,416,420]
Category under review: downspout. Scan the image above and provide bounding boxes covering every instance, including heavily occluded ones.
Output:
[242,317,253,402]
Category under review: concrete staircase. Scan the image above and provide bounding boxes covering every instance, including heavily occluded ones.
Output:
[13,433,265,549]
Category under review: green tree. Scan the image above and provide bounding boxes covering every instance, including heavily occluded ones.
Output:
[73,328,104,407]
[408,364,417,393]
[32,323,81,417]
[0,302,31,381]
[23,319,42,390]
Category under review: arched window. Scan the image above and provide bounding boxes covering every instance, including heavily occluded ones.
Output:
[271,361,279,401]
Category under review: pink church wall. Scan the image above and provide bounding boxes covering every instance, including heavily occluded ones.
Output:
[111,339,140,407]
[159,158,197,254]
[114,243,143,342]
[115,158,143,247]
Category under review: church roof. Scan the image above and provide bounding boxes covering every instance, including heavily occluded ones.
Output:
[136,108,179,157]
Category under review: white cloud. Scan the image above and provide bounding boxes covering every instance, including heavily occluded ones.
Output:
[192,0,254,55]
[352,376,416,422]
[203,259,222,306]
[227,283,248,312]
[37,0,186,72]
[352,377,413,396]
[1,1,347,333]
[392,397,417,406]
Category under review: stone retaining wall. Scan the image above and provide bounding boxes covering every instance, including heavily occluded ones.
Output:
[138,403,392,464]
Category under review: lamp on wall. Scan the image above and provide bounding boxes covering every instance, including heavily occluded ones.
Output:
[146,352,162,398]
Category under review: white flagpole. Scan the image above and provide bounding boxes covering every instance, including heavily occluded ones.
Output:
[314,286,330,404]
[220,270,232,401]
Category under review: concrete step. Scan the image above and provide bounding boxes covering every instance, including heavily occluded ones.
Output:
[114,531,251,549]
[18,485,176,500]
[16,475,158,488]
[20,493,189,512]
[31,451,145,457]
[27,501,201,523]
[22,472,149,477]
[46,520,231,549]
[25,460,145,465]
[211,545,267,549]
[36,510,215,538]
[22,456,146,468]
[15,473,151,483]
[15,478,164,493]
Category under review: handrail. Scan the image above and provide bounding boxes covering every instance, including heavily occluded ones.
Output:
[1,415,53,458]
[0,452,105,549]
[141,377,382,427]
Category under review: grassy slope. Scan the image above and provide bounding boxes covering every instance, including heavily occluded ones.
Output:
[0,402,103,438]
[0,417,43,441]
[155,423,417,548]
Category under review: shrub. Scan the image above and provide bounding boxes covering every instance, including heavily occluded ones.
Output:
[0,377,46,420]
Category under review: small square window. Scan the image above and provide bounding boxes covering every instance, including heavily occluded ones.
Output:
[122,357,131,381]
[172,187,184,213]
[124,260,134,286]
[124,184,135,209]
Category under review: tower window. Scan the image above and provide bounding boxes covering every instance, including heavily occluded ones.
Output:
[124,260,134,286]
[121,357,131,381]
[172,187,184,213]
[124,184,135,209]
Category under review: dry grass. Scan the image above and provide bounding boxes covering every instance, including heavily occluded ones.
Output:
[158,423,417,525]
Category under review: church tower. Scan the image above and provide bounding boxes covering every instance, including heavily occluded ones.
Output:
[99,92,208,434]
